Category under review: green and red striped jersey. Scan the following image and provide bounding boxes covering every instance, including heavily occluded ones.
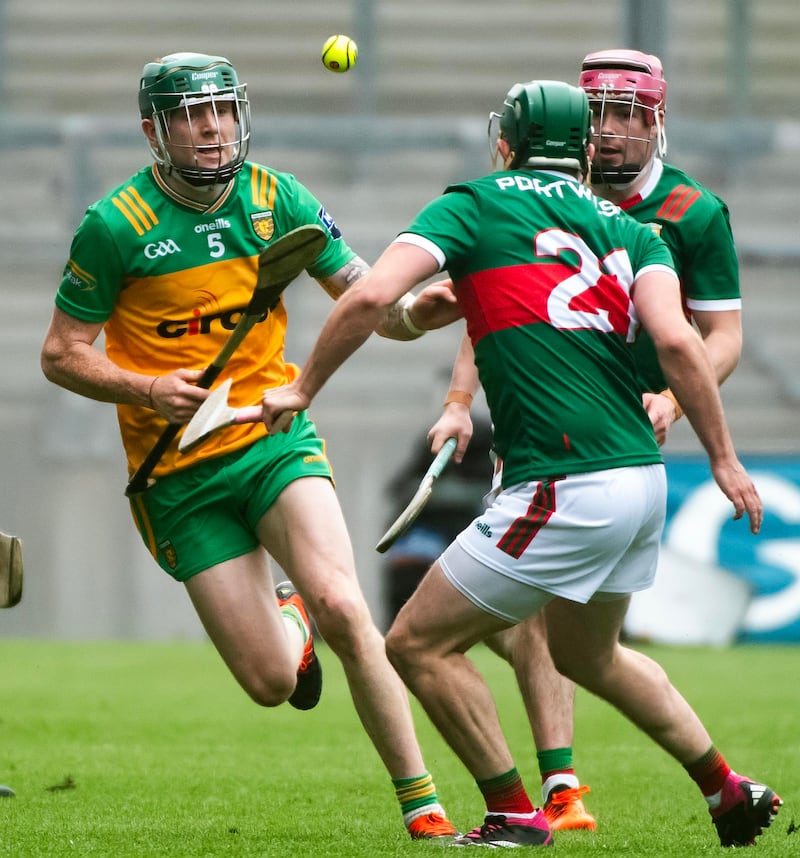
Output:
[401,169,676,487]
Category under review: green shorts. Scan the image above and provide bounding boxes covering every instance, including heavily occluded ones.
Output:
[129,411,333,582]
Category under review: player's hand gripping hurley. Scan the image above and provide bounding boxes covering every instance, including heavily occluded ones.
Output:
[375,437,457,553]
[178,377,264,454]
[125,224,327,496]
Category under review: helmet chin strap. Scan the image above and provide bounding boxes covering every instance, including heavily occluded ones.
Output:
[591,167,642,189]
[159,164,233,202]
[175,162,241,187]
[591,154,656,191]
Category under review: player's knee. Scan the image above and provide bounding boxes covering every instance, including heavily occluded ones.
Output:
[384,621,418,680]
[312,587,373,655]
[240,664,297,708]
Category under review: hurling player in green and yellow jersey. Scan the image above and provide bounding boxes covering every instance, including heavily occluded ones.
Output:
[42,52,459,842]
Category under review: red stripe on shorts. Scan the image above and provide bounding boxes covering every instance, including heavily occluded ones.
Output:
[496,478,560,559]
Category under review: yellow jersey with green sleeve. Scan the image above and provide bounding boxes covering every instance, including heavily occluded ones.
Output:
[399,169,676,489]
[55,162,355,479]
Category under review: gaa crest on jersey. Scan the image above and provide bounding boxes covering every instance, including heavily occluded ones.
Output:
[251,211,275,242]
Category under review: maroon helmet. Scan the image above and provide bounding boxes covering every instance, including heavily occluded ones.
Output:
[580,49,667,114]
[579,49,668,184]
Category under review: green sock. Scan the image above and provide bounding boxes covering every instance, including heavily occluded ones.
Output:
[537,747,573,779]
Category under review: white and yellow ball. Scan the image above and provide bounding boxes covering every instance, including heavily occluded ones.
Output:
[321,34,358,74]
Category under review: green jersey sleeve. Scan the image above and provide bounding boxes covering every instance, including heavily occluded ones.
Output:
[56,206,125,323]
[276,172,356,279]
[682,198,739,307]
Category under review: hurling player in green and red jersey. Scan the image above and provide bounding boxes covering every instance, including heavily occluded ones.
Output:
[432,51,747,835]
[581,49,742,441]
[260,80,776,848]
[41,52,459,842]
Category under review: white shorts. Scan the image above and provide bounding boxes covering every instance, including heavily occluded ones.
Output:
[439,464,666,623]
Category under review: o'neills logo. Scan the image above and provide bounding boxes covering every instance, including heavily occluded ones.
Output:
[251,211,275,241]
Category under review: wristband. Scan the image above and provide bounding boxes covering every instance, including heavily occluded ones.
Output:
[660,388,683,420]
[148,376,160,409]
[400,297,426,338]
[444,390,473,408]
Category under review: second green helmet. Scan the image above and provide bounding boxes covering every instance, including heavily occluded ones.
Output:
[499,79,591,174]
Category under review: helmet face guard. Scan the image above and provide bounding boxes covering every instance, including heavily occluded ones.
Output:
[139,53,251,186]
[579,49,667,185]
[489,80,591,175]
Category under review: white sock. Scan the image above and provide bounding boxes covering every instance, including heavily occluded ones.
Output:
[403,802,444,826]
[541,773,579,804]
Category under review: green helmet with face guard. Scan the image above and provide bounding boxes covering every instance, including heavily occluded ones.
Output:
[495,80,591,174]
[139,52,251,186]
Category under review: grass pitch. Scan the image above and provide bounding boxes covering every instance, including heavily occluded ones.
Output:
[0,639,796,856]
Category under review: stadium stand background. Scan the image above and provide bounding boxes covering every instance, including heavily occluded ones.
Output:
[0,0,797,637]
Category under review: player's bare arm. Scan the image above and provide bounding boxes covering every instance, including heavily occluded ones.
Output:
[428,330,480,463]
[315,254,371,300]
[635,276,729,446]
[643,309,742,445]
[41,307,210,423]
[41,308,152,406]
[635,271,762,533]
[693,307,742,384]
[317,254,421,340]
[263,243,439,429]
[318,256,458,340]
